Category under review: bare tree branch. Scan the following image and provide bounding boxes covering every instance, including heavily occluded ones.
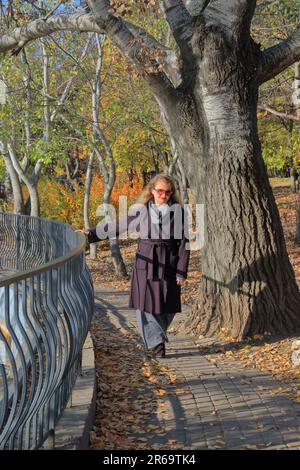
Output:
[159,0,198,86]
[87,0,147,49]
[42,0,65,21]
[124,20,182,88]
[260,27,300,84]
[86,0,178,92]
[50,34,92,122]
[0,12,101,53]
[258,105,300,123]
[0,8,181,88]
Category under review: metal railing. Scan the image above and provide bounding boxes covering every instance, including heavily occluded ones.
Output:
[0,212,94,449]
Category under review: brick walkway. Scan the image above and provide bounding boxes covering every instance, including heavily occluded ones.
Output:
[94,286,300,450]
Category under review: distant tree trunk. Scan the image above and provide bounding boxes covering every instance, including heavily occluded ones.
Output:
[285,122,296,192]
[4,170,13,200]
[84,152,97,259]
[41,39,50,143]
[72,155,80,180]
[151,147,160,173]
[65,162,72,181]
[292,62,300,118]
[296,195,300,245]
[103,183,128,278]
[2,149,24,213]
[7,143,41,217]
[293,63,300,238]
[93,34,127,278]
[127,167,135,188]
[21,50,31,168]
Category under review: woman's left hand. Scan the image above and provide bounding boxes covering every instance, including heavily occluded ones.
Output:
[176,277,186,286]
[75,228,90,235]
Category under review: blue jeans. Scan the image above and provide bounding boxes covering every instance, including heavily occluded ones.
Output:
[135,309,176,349]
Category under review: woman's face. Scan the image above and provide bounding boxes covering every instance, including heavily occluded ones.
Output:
[151,180,173,206]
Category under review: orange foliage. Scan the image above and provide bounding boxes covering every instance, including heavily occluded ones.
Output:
[39,173,144,229]
[39,178,84,227]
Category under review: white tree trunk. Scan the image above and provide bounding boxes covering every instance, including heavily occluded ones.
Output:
[41,40,50,143]
[7,143,40,217]
[292,62,300,118]
[92,34,127,277]
[1,145,24,213]
[84,151,97,259]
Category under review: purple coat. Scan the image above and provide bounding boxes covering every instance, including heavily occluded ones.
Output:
[88,199,190,315]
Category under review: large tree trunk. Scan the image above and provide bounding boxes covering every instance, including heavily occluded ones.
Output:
[155,28,300,340]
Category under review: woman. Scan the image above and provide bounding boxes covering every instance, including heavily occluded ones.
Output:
[83,174,190,357]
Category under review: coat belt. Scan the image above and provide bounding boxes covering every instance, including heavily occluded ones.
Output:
[137,239,179,311]
[138,240,179,281]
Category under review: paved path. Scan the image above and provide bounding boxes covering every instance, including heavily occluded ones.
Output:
[94,286,300,450]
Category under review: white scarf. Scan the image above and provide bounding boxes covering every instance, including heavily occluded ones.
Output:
[149,199,172,224]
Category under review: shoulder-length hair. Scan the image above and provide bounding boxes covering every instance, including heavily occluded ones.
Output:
[136,173,183,206]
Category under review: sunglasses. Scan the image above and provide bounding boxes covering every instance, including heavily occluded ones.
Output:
[153,188,173,196]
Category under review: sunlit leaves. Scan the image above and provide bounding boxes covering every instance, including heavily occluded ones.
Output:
[30,134,72,164]
[254,1,300,173]
[259,119,300,171]
[253,0,300,46]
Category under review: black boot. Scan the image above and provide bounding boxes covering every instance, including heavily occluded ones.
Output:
[150,343,166,358]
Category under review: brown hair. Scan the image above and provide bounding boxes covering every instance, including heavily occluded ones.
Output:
[136,173,182,206]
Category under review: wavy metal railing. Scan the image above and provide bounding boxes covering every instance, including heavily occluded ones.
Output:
[0,212,94,449]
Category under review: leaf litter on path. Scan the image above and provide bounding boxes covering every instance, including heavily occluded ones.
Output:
[89,312,183,450]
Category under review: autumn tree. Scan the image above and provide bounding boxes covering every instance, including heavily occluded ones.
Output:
[1,1,300,338]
